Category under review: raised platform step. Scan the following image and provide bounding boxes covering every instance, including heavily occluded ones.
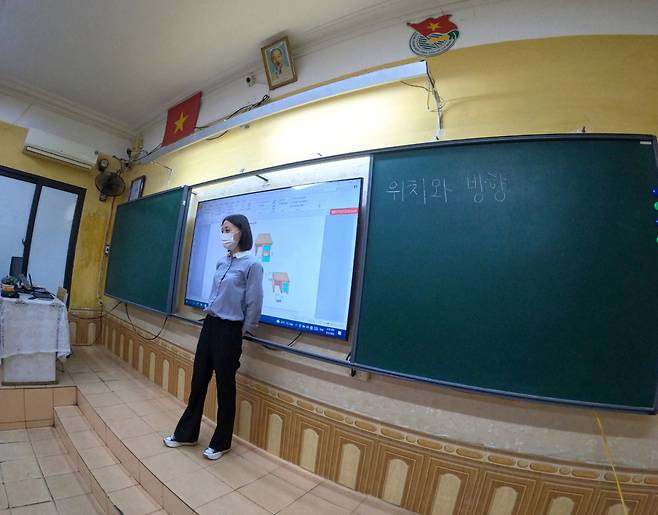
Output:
[52,346,412,515]
[55,405,164,515]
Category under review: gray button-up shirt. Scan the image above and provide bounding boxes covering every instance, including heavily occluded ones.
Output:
[204,250,264,334]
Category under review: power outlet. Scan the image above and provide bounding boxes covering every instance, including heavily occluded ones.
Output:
[104,244,110,256]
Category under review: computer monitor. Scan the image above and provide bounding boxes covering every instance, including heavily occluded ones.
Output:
[10,256,23,278]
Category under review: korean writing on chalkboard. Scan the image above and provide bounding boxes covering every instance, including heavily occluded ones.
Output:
[431,178,452,203]
[466,172,508,203]
[385,173,508,204]
[386,179,429,204]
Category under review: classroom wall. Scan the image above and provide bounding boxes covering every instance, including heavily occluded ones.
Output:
[115,34,658,472]
[0,122,112,309]
[432,35,658,139]
[0,86,131,157]
[138,0,658,151]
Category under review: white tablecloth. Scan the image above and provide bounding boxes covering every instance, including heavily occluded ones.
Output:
[0,293,71,360]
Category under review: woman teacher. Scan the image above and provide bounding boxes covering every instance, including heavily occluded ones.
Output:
[164,214,263,460]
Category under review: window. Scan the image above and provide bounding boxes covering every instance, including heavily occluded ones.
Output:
[0,165,85,299]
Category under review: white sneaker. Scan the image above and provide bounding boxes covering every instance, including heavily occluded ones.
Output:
[163,435,197,448]
[203,447,231,460]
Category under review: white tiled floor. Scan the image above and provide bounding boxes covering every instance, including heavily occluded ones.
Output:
[0,428,103,515]
[2,345,418,514]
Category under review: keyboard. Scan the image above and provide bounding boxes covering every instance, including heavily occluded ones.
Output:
[30,291,53,300]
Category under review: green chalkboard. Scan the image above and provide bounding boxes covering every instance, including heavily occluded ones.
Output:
[105,187,188,314]
[354,135,658,412]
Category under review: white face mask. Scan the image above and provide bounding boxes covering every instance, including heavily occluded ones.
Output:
[221,231,239,249]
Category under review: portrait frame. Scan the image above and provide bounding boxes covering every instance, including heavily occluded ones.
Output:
[261,36,297,90]
[128,175,146,201]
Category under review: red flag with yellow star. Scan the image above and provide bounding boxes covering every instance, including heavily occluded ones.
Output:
[161,92,202,147]
[408,15,458,37]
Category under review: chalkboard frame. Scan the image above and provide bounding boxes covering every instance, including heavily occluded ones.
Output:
[350,133,658,414]
[112,134,658,414]
[105,186,190,315]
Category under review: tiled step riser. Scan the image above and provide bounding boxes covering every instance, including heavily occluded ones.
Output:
[76,390,140,479]
[54,406,162,515]
[0,386,77,430]
[74,387,302,515]
[55,409,119,514]
[72,393,199,515]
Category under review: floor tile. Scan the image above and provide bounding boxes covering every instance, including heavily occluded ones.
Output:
[196,491,271,515]
[54,494,105,515]
[164,468,232,508]
[123,433,170,459]
[0,429,28,443]
[271,464,322,491]
[206,453,268,489]
[0,442,33,461]
[108,485,160,515]
[5,477,51,507]
[279,492,352,515]
[77,382,111,395]
[108,417,154,439]
[92,464,137,493]
[239,473,306,513]
[53,406,81,418]
[68,430,104,451]
[83,391,124,408]
[96,404,137,423]
[9,501,58,515]
[57,415,90,433]
[0,457,42,482]
[27,427,57,442]
[310,480,365,511]
[143,450,202,482]
[45,472,88,500]
[240,450,280,473]
[37,454,76,477]
[78,446,119,469]
[30,438,66,458]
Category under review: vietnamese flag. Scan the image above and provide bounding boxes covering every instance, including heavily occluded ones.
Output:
[161,91,202,147]
[408,15,458,37]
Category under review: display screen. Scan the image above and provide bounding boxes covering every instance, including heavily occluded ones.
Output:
[185,178,363,339]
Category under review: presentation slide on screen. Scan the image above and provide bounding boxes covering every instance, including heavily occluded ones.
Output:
[185,178,362,339]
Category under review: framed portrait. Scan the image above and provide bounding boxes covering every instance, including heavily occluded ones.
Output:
[128,175,146,201]
[261,36,297,90]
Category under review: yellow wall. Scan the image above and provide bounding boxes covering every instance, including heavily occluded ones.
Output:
[132,77,437,192]
[432,35,658,138]
[130,35,658,192]
[0,123,111,309]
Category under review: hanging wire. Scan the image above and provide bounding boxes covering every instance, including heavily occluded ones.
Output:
[198,94,270,130]
[594,413,627,512]
[123,304,170,342]
[399,64,445,114]
[287,331,304,347]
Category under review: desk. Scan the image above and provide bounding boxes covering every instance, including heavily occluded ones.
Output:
[0,293,71,385]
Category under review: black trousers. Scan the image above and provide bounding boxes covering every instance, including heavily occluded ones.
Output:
[174,315,243,451]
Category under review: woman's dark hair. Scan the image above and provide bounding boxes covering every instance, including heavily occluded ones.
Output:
[222,214,253,251]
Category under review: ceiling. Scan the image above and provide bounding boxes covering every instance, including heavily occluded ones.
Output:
[0,0,448,135]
